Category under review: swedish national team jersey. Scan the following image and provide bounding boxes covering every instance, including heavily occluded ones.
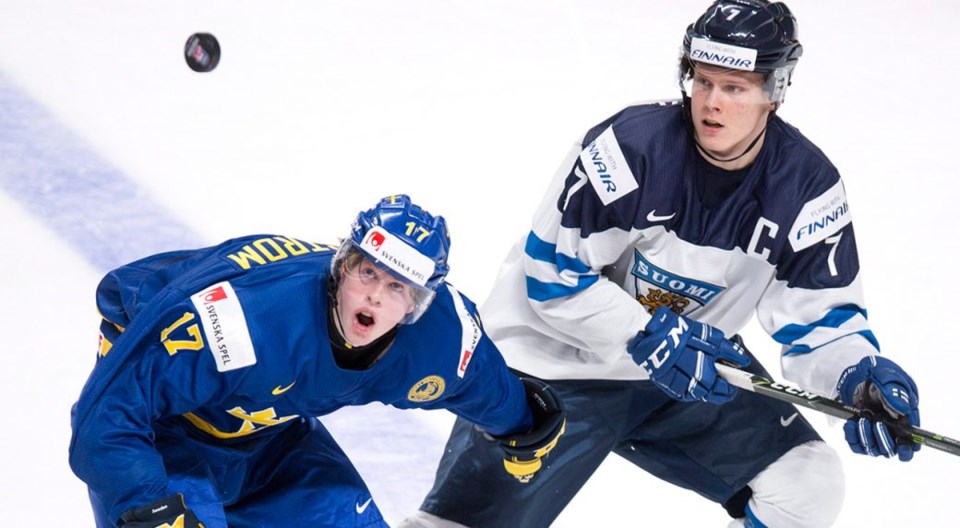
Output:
[69,234,531,522]
[482,101,878,396]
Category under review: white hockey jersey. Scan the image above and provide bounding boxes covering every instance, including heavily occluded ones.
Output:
[482,101,878,397]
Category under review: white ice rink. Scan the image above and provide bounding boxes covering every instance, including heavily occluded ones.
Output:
[1,1,958,525]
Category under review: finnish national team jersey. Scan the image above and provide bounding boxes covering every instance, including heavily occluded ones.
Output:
[482,101,878,396]
[69,234,531,522]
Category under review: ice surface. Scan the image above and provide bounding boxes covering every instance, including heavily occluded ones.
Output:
[1,1,957,525]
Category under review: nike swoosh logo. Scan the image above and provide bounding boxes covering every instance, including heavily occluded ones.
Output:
[646,210,676,222]
[780,412,799,427]
[272,381,296,396]
[356,497,373,514]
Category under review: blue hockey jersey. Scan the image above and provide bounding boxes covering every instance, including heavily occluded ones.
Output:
[69,234,532,522]
[482,101,878,396]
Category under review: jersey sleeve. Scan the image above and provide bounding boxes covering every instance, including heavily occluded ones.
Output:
[69,301,234,523]
[425,286,533,437]
[756,174,880,397]
[520,130,651,364]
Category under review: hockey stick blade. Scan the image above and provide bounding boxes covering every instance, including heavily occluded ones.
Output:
[716,363,960,457]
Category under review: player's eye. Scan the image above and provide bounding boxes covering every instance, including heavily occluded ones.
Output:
[358,265,379,281]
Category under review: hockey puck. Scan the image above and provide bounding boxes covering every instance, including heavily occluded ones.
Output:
[184,33,220,72]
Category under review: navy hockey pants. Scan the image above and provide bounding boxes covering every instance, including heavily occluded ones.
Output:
[420,363,821,528]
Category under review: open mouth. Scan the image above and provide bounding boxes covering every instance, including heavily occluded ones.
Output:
[703,118,723,130]
[356,312,375,327]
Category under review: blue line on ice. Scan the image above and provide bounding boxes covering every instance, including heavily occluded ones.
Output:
[0,71,202,271]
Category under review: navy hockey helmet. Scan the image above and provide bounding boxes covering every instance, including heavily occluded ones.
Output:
[332,194,451,324]
[679,0,803,104]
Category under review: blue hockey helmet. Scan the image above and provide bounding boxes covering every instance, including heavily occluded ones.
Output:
[679,0,803,104]
[332,195,451,324]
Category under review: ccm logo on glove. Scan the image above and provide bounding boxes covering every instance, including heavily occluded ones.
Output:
[641,316,689,371]
[629,307,750,404]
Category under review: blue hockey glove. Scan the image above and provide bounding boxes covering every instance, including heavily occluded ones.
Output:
[119,493,206,528]
[838,355,920,461]
[497,378,566,483]
[629,306,750,404]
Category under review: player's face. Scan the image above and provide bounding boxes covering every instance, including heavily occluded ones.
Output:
[336,256,415,346]
[689,65,775,165]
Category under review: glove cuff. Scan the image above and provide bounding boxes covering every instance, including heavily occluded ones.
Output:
[836,363,864,405]
[120,494,187,524]
[496,378,566,482]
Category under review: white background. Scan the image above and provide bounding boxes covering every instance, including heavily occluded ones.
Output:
[1,1,957,525]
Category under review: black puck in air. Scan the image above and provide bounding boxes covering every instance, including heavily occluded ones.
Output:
[185,33,221,72]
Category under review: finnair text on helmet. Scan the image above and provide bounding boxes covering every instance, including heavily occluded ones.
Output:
[689,37,758,72]
[690,49,753,70]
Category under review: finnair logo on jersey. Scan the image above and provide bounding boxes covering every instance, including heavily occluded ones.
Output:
[789,180,852,252]
[579,126,638,205]
[689,37,757,72]
[631,250,724,306]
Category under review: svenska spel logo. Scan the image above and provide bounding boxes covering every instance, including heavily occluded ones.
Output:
[202,286,228,303]
[365,231,386,251]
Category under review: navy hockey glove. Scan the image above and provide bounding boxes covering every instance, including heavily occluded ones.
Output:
[838,355,920,461]
[119,493,206,528]
[629,306,750,404]
[497,378,566,483]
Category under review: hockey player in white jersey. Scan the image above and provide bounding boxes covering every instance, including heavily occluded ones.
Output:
[401,1,921,527]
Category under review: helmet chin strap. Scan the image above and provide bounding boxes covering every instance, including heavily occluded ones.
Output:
[694,112,773,164]
[327,275,356,349]
[694,127,765,164]
[332,306,355,349]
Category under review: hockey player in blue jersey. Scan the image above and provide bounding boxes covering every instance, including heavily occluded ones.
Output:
[69,195,565,528]
[402,1,921,527]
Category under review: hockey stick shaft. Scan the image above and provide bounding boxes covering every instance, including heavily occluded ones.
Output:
[716,363,960,457]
